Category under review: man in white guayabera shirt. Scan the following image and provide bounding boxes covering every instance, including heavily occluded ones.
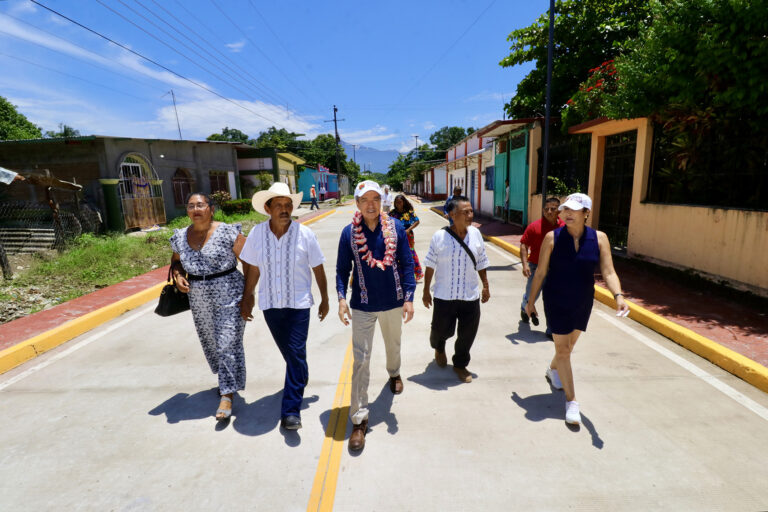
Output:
[422,195,490,384]
[240,182,329,432]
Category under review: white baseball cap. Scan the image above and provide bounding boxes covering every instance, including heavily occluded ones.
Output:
[559,192,592,211]
[354,180,382,199]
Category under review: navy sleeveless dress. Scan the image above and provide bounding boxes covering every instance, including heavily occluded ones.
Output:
[542,226,600,335]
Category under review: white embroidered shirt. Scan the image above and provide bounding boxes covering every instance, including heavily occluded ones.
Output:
[423,226,490,301]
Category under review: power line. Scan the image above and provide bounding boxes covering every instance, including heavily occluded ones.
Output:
[0,51,156,102]
[0,12,167,94]
[145,0,291,108]
[210,0,323,115]
[95,0,275,109]
[28,0,286,128]
[167,0,295,112]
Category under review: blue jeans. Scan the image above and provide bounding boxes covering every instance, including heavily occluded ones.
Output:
[310,198,319,210]
[521,262,551,335]
[263,308,310,418]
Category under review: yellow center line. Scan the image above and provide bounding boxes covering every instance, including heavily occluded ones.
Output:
[307,339,353,512]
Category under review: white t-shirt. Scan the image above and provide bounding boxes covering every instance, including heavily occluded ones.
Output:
[381,191,394,208]
[239,221,326,310]
[423,226,490,301]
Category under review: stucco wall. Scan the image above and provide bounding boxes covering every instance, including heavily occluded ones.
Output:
[628,204,768,293]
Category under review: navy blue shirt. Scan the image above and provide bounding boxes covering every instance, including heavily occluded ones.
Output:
[336,217,416,312]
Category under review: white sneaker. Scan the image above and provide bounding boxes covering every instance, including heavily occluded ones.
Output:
[546,367,563,390]
[565,400,581,425]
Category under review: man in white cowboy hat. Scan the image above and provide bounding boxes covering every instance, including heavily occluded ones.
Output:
[336,180,416,452]
[239,182,329,431]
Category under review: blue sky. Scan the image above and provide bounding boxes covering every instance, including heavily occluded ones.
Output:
[0,0,550,153]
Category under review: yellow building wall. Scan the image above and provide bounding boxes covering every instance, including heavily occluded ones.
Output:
[573,117,768,295]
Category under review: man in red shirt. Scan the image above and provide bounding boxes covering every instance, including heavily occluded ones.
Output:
[519,197,564,337]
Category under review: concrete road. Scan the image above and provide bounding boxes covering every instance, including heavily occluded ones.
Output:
[2,203,768,512]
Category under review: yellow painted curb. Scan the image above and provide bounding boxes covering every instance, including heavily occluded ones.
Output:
[302,209,336,226]
[0,281,166,374]
[484,232,768,394]
[0,211,339,376]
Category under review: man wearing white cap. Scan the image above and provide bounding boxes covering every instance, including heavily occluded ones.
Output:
[240,182,329,431]
[336,180,416,451]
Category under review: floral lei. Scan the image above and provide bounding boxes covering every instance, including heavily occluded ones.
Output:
[352,210,396,270]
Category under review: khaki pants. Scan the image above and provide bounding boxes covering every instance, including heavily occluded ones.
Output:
[350,307,402,425]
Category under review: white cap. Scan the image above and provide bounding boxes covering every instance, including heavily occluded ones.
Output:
[354,180,382,199]
[559,192,592,211]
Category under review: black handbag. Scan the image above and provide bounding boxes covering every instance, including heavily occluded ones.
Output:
[155,262,190,317]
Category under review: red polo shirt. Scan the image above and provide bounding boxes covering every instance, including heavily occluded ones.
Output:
[520,217,565,264]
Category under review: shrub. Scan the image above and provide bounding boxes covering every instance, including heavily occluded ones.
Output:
[221,199,253,215]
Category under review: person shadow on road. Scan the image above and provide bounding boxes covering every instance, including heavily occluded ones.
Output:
[510,391,604,449]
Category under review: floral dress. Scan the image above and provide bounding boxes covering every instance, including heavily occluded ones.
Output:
[170,223,246,395]
[390,209,424,280]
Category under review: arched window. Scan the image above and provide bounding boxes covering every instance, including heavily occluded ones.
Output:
[173,168,194,205]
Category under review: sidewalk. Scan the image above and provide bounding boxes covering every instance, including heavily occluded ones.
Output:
[466,212,768,368]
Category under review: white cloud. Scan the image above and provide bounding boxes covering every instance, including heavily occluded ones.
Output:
[225,40,246,53]
[466,91,515,103]
[5,0,37,16]
[341,125,398,144]
[423,121,436,131]
[160,98,321,140]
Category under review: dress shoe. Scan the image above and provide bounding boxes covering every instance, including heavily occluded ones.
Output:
[349,420,368,451]
[435,350,447,368]
[280,415,302,430]
[389,375,403,394]
[453,366,472,383]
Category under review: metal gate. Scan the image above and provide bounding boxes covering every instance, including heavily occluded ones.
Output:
[598,130,636,250]
[117,153,166,229]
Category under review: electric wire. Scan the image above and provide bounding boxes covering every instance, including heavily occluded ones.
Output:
[28,0,287,128]
[95,0,273,109]
[210,0,324,116]
[143,0,292,108]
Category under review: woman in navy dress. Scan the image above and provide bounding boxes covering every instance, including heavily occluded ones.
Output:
[525,193,629,425]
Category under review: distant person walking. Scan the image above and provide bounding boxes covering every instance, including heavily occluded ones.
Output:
[336,180,416,452]
[525,193,629,425]
[169,192,248,421]
[239,183,329,430]
[422,195,490,383]
[519,197,565,338]
[503,179,510,222]
[389,194,424,281]
[381,184,394,213]
[319,184,327,202]
[443,186,462,226]
[309,184,319,210]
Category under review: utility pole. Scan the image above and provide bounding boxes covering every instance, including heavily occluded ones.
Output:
[413,135,419,157]
[163,90,183,140]
[541,0,555,201]
[351,144,358,163]
[324,105,346,196]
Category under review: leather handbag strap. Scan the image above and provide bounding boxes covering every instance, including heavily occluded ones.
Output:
[442,226,477,270]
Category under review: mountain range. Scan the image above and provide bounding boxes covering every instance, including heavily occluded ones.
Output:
[341,141,399,174]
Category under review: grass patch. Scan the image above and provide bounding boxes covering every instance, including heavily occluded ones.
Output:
[0,210,268,324]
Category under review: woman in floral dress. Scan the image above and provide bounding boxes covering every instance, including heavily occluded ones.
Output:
[169,192,248,421]
[390,194,424,280]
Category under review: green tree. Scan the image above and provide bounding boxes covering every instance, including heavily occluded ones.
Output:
[0,96,42,140]
[499,0,651,119]
[44,123,81,138]
[206,127,253,144]
[253,126,309,153]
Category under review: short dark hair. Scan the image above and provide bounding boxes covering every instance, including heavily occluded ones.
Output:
[185,192,213,210]
[544,196,560,206]
[446,195,470,214]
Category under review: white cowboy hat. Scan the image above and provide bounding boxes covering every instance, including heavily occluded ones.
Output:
[251,182,303,216]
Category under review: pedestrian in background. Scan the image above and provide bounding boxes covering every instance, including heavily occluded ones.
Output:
[525,193,629,425]
[443,186,462,226]
[519,197,565,339]
[336,180,416,452]
[309,184,319,211]
[381,184,394,213]
[319,184,327,202]
[504,179,510,222]
[169,192,248,421]
[422,195,490,383]
[389,194,424,281]
[240,183,329,431]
